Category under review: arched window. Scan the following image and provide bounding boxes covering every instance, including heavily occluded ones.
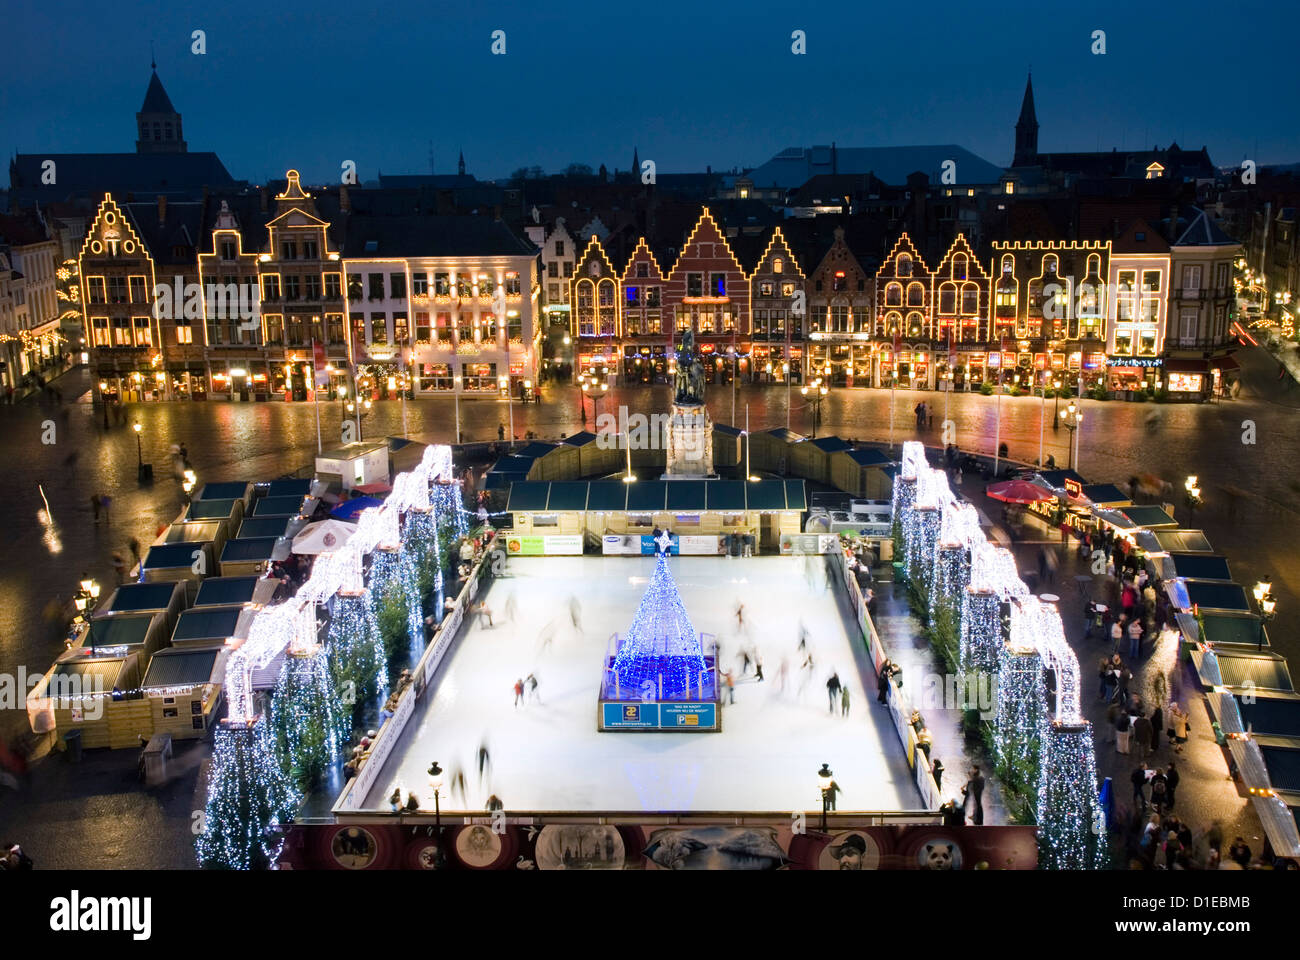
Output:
[885,311,902,335]
[896,254,913,277]
[772,257,783,274]
[1043,254,1059,277]
[575,279,595,336]
[597,279,617,335]
[906,282,925,307]
[1001,254,1014,276]
[164,122,173,140]
[885,282,902,307]
[1086,253,1101,279]
[961,282,980,315]
[938,282,957,315]
[906,312,925,337]
[951,253,968,281]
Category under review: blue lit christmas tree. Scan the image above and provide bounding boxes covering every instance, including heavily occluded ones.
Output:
[609,535,708,701]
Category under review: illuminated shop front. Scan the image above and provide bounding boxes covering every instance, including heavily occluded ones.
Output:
[1105,355,1161,392]
[623,345,668,383]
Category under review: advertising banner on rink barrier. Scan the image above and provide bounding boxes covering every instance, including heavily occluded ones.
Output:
[282,821,1038,870]
[602,534,642,555]
[506,534,583,556]
[677,535,722,555]
[780,533,840,555]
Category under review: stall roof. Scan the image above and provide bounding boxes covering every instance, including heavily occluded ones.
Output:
[1168,553,1232,581]
[1039,469,1087,488]
[747,479,789,511]
[1082,484,1130,504]
[666,482,708,512]
[1184,579,1250,611]
[810,436,851,453]
[845,447,892,467]
[585,483,628,512]
[485,471,526,490]
[762,427,805,442]
[88,615,153,648]
[161,521,219,543]
[560,431,598,447]
[506,482,551,512]
[142,648,221,689]
[515,441,558,460]
[238,516,292,539]
[251,496,305,517]
[1260,746,1300,794]
[707,481,746,512]
[1200,612,1268,648]
[626,481,668,512]
[785,480,808,510]
[50,657,128,690]
[263,478,312,497]
[186,499,239,521]
[220,538,280,562]
[1119,505,1178,528]
[714,423,743,438]
[1153,529,1214,553]
[144,543,207,569]
[1194,648,1294,692]
[193,576,259,607]
[103,582,177,613]
[546,481,590,512]
[1236,695,1300,740]
[195,481,250,502]
[173,606,243,643]
[490,455,537,473]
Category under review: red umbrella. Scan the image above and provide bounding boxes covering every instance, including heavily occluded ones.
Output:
[986,479,1055,504]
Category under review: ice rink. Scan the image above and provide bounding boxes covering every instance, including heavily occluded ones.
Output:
[364,554,921,813]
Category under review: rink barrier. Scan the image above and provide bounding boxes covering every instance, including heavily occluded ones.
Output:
[332,530,500,814]
[827,546,943,811]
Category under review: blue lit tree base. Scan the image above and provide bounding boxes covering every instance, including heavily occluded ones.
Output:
[607,553,710,702]
[196,719,298,870]
[1039,722,1108,869]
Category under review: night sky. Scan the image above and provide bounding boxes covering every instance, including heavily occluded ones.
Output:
[4,0,1296,185]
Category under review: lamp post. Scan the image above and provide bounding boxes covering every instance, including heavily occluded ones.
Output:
[1184,475,1203,524]
[801,377,828,439]
[427,761,444,831]
[1253,578,1276,651]
[579,364,609,427]
[182,469,197,503]
[453,373,462,444]
[76,575,101,651]
[99,380,110,429]
[817,763,834,832]
[1051,377,1062,432]
[783,361,792,430]
[1059,401,1082,471]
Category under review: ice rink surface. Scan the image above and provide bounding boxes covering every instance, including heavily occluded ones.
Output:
[365,554,921,813]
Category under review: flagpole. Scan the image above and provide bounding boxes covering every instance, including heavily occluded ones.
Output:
[1038,382,1045,468]
[314,365,322,454]
[993,337,1003,477]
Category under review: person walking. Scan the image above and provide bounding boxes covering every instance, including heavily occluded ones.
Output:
[526,672,540,704]
[1164,761,1180,811]
[497,422,506,442]
[1044,546,1058,585]
[1130,764,1149,812]
[1110,616,1124,655]
[1148,767,1169,815]
[1149,704,1163,754]
[826,671,841,713]
[840,684,850,717]
[1132,712,1153,762]
[1128,616,1143,660]
[877,660,893,703]
[513,678,524,708]
[111,550,127,584]
[723,671,735,705]
[128,537,141,569]
[962,766,985,825]
[753,654,763,682]
[90,494,101,524]
[477,742,491,783]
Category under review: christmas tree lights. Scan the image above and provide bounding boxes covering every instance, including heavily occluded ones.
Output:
[327,591,388,710]
[195,719,297,870]
[609,550,708,701]
[995,644,1045,794]
[960,589,1003,673]
[269,646,344,787]
[1039,722,1108,869]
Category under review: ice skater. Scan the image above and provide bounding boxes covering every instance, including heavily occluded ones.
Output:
[503,591,518,624]
[526,672,541,703]
[723,670,736,705]
[513,678,525,708]
[537,620,557,654]
[738,649,752,677]
[734,601,745,633]
[569,595,584,637]
[826,671,842,713]
[776,657,789,693]
[841,685,851,717]
[477,742,491,784]
[476,601,494,628]
[754,654,763,682]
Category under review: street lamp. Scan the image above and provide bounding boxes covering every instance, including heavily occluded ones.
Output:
[1184,475,1203,524]
[801,377,828,439]
[132,421,144,482]
[182,468,197,502]
[1051,378,1062,432]
[1254,578,1276,651]
[427,761,444,831]
[579,364,609,426]
[817,763,834,831]
[1059,401,1082,471]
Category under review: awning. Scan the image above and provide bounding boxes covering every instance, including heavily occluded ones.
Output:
[1211,355,1240,371]
[1164,357,1208,373]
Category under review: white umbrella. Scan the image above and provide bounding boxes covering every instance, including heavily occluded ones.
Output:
[291,518,358,555]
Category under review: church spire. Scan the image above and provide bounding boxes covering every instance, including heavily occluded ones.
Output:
[1013,73,1039,167]
[136,66,186,154]
[458,149,465,176]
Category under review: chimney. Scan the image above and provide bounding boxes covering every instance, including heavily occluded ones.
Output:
[157,195,167,225]
[340,184,351,213]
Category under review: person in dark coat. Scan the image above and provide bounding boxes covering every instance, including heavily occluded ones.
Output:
[877,660,892,703]
[1149,705,1163,753]
[962,766,985,825]
[1164,761,1179,810]
[1130,765,1149,812]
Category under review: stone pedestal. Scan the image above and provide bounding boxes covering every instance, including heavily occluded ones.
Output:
[663,402,714,478]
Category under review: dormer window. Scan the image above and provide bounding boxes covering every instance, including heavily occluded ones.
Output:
[897,254,913,277]
[772,258,784,274]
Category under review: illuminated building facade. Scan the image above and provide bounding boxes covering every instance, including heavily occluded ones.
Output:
[748,227,804,386]
[807,226,871,387]
[1105,220,1169,393]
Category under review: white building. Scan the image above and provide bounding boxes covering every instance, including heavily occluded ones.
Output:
[341,215,540,398]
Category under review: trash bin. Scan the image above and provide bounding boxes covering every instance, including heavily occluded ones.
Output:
[138,462,153,483]
[63,729,83,762]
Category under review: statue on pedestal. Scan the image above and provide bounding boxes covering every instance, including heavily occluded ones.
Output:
[673,329,705,406]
